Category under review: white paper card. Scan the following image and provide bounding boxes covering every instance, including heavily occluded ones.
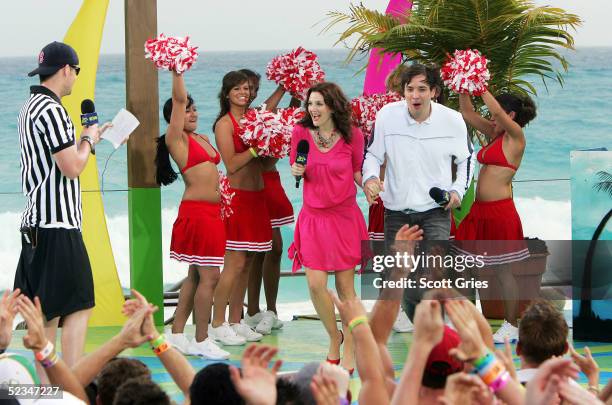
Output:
[101,108,140,149]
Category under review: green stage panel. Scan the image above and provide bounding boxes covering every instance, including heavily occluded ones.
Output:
[128,187,164,325]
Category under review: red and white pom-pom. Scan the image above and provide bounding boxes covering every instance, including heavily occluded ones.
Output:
[144,34,198,74]
[218,171,235,220]
[441,49,490,96]
[266,47,326,100]
[238,106,279,154]
[351,91,403,140]
[238,106,305,158]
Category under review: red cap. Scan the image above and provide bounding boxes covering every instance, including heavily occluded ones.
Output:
[422,325,464,388]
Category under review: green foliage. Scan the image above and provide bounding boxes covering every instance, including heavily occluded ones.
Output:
[324,0,581,110]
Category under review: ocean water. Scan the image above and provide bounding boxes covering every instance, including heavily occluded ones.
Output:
[0,48,611,296]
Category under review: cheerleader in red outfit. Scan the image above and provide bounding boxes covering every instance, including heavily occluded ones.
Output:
[154,72,229,359]
[456,90,537,343]
[238,69,299,335]
[210,71,272,345]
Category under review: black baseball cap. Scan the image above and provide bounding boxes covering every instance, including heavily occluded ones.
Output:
[28,41,79,77]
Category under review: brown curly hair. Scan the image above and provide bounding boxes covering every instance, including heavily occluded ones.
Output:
[299,82,354,144]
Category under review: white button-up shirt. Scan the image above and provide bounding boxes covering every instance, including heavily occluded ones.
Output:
[362,100,475,212]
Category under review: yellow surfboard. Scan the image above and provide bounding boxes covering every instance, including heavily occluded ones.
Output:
[62,0,125,326]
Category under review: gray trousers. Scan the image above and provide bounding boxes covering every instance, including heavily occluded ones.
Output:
[383,207,451,320]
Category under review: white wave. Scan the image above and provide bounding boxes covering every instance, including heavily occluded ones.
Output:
[0,197,572,291]
[514,197,571,240]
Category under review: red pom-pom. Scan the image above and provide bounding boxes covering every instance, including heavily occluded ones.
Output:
[238,106,306,158]
[218,171,235,220]
[144,34,198,74]
[351,91,403,141]
[441,49,490,96]
[265,47,326,100]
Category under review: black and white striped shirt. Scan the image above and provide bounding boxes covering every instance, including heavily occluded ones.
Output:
[19,86,81,230]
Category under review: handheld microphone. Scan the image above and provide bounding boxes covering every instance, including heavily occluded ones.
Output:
[295,140,309,188]
[429,187,450,206]
[80,99,99,127]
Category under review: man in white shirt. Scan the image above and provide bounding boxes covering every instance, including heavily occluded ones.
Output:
[363,64,475,319]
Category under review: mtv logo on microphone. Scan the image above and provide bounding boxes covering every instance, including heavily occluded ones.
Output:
[81,112,98,127]
[295,155,307,165]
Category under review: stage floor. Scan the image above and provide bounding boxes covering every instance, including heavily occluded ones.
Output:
[6,318,612,403]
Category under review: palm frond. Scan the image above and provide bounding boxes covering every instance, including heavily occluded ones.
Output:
[594,171,612,198]
[325,0,582,104]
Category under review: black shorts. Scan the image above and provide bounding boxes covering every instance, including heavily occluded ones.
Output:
[14,227,95,320]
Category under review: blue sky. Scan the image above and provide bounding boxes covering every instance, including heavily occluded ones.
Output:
[1,0,608,57]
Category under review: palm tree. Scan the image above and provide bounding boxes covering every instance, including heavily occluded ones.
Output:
[324,0,582,111]
[578,171,612,324]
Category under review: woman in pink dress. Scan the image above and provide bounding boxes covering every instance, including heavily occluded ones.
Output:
[289,82,368,373]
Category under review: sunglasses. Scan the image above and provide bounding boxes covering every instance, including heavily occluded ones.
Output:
[70,65,80,76]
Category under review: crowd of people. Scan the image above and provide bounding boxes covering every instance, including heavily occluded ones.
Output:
[3,40,609,404]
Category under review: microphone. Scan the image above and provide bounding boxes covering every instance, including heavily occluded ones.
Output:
[295,140,309,188]
[429,187,450,206]
[80,99,99,127]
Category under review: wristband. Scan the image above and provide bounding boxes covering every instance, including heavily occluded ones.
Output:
[489,370,510,393]
[149,334,165,349]
[480,360,506,385]
[40,351,59,369]
[348,316,368,333]
[473,351,495,372]
[249,147,258,158]
[35,341,54,361]
[150,334,172,356]
[153,342,171,355]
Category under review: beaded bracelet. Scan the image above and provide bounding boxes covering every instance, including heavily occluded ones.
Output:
[348,316,368,333]
[249,147,258,158]
[34,341,54,362]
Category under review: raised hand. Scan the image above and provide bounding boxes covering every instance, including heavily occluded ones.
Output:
[569,344,600,388]
[311,373,339,405]
[128,289,159,338]
[495,337,518,382]
[0,289,21,349]
[229,344,282,405]
[439,372,489,405]
[328,290,367,328]
[525,357,580,405]
[17,296,48,352]
[445,299,487,362]
[559,379,604,405]
[118,304,157,348]
[412,299,444,349]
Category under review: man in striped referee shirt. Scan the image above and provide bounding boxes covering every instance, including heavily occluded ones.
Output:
[14,42,108,368]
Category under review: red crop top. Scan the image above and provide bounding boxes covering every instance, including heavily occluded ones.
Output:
[228,111,249,153]
[477,133,518,171]
[181,134,221,173]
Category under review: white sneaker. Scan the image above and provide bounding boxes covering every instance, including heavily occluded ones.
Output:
[244,311,263,329]
[269,310,284,330]
[255,311,275,335]
[208,322,247,346]
[493,320,519,344]
[232,321,263,342]
[393,311,414,333]
[165,332,192,355]
[188,338,230,360]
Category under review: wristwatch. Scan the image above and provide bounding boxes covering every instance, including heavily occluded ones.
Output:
[81,135,95,155]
